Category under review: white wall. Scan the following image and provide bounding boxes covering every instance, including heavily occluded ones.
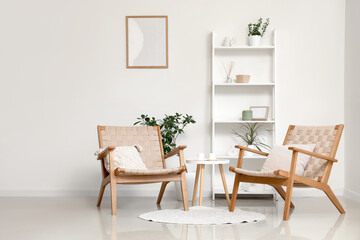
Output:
[0,0,345,197]
[345,0,360,201]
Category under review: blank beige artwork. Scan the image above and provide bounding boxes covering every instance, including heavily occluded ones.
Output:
[126,16,168,68]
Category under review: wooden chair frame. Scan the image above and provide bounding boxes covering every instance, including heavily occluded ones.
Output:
[96,125,189,215]
[229,124,345,220]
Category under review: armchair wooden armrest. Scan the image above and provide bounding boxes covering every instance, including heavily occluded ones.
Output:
[164,145,187,159]
[164,145,187,168]
[233,145,269,169]
[288,147,338,162]
[97,146,116,160]
[235,145,269,156]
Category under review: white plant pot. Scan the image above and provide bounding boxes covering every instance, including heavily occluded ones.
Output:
[175,172,195,201]
[244,145,257,156]
[248,35,262,46]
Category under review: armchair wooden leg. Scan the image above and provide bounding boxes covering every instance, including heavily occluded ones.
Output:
[229,174,241,212]
[283,181,295,220]
[97,178,109,207]
[323,185,345,214]
[272,185,294,208]
[110,179,117,215]
[157,182,169,204]
[180,172,189,211]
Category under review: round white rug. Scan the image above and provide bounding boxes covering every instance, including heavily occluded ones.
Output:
[139,206,265,225]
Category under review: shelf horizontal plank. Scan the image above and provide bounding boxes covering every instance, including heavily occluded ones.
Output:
[214,120,275,124]
[213,188,274,195]
[214,83,275,86]
[214,46,275,50]
[216,155,267,159]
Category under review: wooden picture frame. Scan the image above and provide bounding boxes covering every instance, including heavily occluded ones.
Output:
[126,16,168,69]
[250,106,269,120]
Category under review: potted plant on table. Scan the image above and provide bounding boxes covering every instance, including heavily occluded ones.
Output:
[232,123,270,156]
[248,17,270,46]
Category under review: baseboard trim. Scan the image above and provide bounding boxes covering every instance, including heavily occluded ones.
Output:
[0,187,344,198]
[344,189,360,202]
[0,189,176,197]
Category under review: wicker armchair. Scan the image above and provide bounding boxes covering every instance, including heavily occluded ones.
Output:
[96,125,189,215]
[229,124,344,220]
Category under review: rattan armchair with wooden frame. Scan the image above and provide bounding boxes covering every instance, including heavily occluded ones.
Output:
[96,125,189,215]
[229,124,344,220]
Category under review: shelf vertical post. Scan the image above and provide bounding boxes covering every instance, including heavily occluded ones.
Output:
[211,31,215,200]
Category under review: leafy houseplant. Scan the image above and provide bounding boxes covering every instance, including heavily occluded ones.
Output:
[247,17,270,46]
[232,123,270,155]
[134,113,196,155]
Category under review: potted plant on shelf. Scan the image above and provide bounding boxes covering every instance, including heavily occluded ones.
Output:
[232,123,270,156]
[134,113,196,154]
[248,17,270,46]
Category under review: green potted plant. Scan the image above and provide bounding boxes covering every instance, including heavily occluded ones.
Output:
[135,113,196,201]
[134,113,196,154]
[248,17,270,46]
[232,123,270,156]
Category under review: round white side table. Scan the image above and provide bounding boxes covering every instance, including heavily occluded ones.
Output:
[186,159,230,207]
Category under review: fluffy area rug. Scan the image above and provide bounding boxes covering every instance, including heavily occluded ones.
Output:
[139,206,265,225]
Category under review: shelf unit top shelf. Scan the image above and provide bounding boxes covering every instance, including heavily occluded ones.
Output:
[214,83,275,86]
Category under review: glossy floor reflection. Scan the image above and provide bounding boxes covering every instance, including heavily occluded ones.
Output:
[0,196,359,239]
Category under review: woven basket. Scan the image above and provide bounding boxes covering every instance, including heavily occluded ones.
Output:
[236,75,250,83]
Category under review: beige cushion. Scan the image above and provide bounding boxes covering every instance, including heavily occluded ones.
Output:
[261,144,316,176]
[95,145,147,172]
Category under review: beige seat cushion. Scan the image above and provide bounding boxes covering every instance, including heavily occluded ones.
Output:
[116,167,185,175]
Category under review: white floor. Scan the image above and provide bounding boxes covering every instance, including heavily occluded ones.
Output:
[1,196,359,240]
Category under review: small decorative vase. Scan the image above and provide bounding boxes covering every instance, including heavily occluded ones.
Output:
[242,110,253,121]
[244,145,257,156]
[248,35,261,46]
[226,75,232,83]
[222,37,231,46]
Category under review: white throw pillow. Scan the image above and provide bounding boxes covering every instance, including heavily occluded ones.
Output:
[95,145,147,172]
[261,144,316,176]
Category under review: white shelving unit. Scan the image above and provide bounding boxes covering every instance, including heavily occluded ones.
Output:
[211,31,277,200]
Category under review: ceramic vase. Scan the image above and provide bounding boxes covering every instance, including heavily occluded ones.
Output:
[242,110,253,121]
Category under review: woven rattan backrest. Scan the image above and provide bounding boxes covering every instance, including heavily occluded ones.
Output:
[283,125,343,180]
[97,126,164,170]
